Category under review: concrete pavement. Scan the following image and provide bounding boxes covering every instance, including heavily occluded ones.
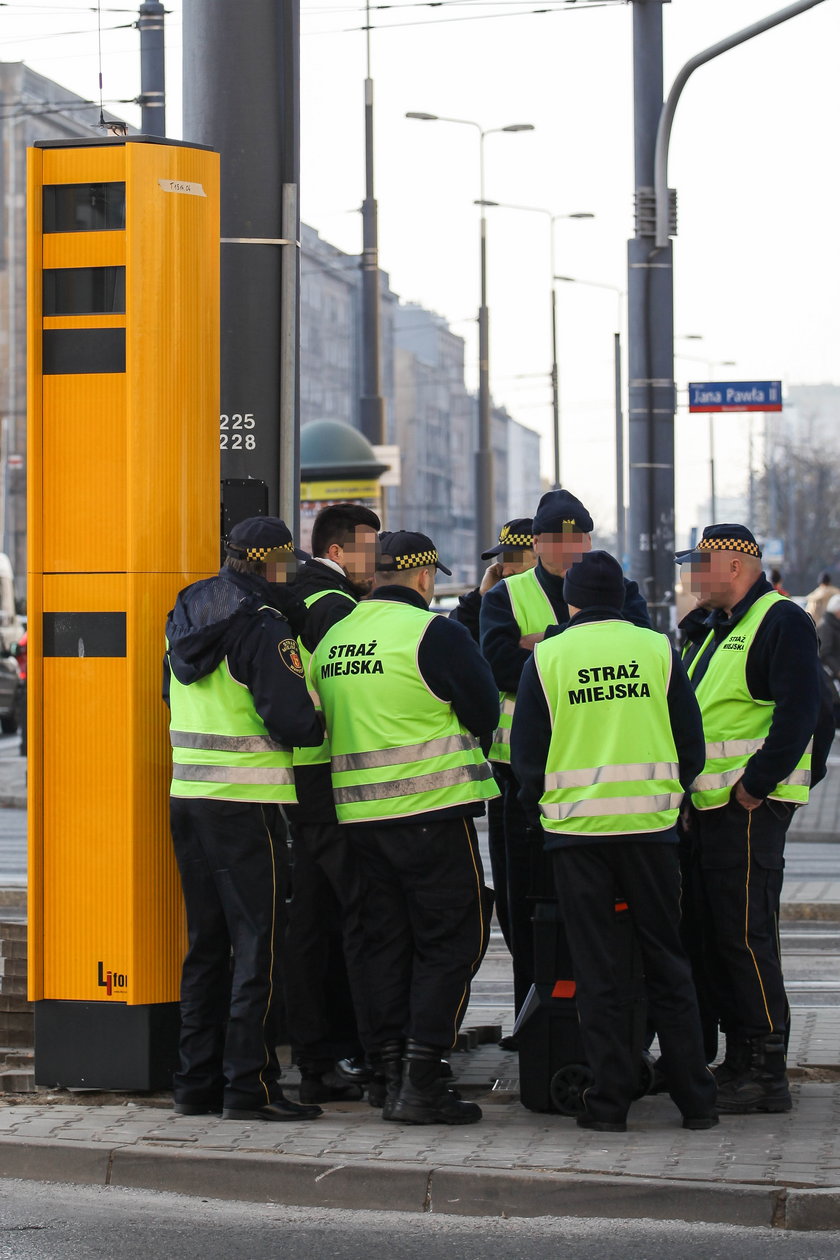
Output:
[3,747,840,1230]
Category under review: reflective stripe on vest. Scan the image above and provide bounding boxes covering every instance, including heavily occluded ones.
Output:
[312,600,500,823]
[292,586,356,768]
[490,568,555,764]
[168,634,297,804]
[534,621,682,838]
[687,591,812,809]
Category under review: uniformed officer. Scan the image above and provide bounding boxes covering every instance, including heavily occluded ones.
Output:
[480,489,649,1019]
[165,516,323,1123]
[312,530,500,1125]
[677,523,831,1115]
[512,550,717,1132]
[449,518,534,956]
[284,502,381,1103]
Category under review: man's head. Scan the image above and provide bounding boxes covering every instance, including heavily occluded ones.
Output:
[481,517,535,578]
[374,530,452,606]
[820,570,833,587]
[675,524,763,612]
[224,516,307,585]
[563,550,625,617]
[310,502,381,594]
[531,489,593,576]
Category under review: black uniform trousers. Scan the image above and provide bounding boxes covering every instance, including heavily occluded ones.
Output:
[494,764,554,1014]
[283,819,371,1065]
[170,797,290,1111]
[553,840,716,1125]
[350,815,490,1051]
[685,796,793,1043]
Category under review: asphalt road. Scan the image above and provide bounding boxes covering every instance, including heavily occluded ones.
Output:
[2,1181,840,1260]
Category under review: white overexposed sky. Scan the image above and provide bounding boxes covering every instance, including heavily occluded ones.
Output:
[3,0,839,543]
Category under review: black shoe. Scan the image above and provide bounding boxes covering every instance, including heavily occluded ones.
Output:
[222,1094,322,1122]
[715,1076,792,1114]
[391,1079,481,1126]
[682,1113,720,1130]
[298,1071,364,1104]
[173,1100,223,1116]
[334,1056,373,1085]
[576,1113,627,1133]
[716,1033,792,1115]
[498,1035,519,1052]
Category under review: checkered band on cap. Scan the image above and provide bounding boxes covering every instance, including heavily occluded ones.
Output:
[395,548,438,571]
[498,527,533,547]
[245,541,295,561]
[697,536,761,558]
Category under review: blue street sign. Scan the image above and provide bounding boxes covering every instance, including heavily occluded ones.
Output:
[688,380,783,413]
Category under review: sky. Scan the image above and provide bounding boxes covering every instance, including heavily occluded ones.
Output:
[3,0,839,545]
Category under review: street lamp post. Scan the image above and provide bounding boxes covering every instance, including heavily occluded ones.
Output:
[476,203,594,490]
[406,113,534,577]
[555,276,626,564]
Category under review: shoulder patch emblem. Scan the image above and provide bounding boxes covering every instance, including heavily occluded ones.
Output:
[278,638,305,677]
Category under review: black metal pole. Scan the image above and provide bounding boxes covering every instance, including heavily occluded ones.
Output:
[614,330,625,565]
[182,0,301,533]
[138,1,166,136]
[360,10,385,447]
[627,0,675,632]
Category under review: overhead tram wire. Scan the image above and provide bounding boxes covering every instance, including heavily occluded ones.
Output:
[304,0,625,32]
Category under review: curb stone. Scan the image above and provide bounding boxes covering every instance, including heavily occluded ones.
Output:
[1,1135,839,1231]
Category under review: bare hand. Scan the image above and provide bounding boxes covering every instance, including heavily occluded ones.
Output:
[734,780,763,812]
[519,632,545,651]
[479,562,504,595]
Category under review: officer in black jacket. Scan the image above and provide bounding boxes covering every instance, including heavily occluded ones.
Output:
[677,523,833,1115]
[449,518,534,953]
[165,517,323,1122]
[479,489,650,1021]
[284,502,381,1103]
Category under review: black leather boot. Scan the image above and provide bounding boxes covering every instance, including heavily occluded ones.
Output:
[712,1034,751,1087]
[380,1041,405,1121]
[716,1033,792,1114]
[390,1040,481,1126]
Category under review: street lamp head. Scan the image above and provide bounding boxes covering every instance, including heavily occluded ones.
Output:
[474,199,499,207]
[501,123,535,133]
[567,212,595,219]
[405,112,438,121]
[554,275,577,283]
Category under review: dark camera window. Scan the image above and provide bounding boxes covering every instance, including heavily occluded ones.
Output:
[43,183,126,233]
[43,267,126,316]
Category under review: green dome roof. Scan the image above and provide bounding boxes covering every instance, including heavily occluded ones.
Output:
[300,420,389,478]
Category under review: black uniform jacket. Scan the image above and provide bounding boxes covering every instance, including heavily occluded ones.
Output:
[287,558,361,823]
[479,560,650,696]
[680,575,831,801]
[512,608,705,849]
[333,585,501,827]
[294,559,362,654]
[163,566,322,750]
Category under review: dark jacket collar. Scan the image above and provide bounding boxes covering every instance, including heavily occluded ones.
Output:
[369,585,429,611]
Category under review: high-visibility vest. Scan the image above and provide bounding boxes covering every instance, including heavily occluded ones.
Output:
[292,586,356,769]
[312,599,499,824]
[490,567,555,764]
[169,636,296,804]
[533,620,683,838]
[687,591,812,810]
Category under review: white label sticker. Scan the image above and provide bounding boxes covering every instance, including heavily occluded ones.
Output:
[158,179,206,197]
